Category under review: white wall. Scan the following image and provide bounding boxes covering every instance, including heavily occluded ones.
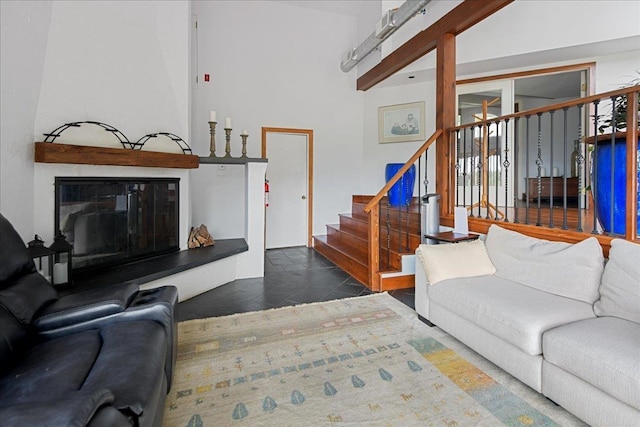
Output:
[0,1,52,237]
[191,163,246,239]
[34,1,190,141]
[191,0,363,236]
[1,0,191,243]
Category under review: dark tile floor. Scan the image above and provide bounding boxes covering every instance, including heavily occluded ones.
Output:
[177,246,416,322]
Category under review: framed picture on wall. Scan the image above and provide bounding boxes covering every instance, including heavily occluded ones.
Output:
[378,101,425,143]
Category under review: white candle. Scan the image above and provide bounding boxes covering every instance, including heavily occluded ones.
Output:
[53,262,68,285]
[209,111,217,122]
[225,117,232,128]
[553,167,559,177]
[242,129,248,136]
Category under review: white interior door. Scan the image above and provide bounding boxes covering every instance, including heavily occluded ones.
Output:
[265,133,308,249]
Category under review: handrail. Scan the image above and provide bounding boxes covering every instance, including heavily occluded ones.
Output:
[364,129,441,291]
[364,129,442,213]
[448,86,639,131]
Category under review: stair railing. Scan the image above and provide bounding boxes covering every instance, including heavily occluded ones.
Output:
[363,129,442,291]
[448,86,638,246]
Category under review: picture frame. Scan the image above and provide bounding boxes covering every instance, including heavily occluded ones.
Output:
[378,101,425,143]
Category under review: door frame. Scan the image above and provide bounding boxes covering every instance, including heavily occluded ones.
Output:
[261,127,314,247]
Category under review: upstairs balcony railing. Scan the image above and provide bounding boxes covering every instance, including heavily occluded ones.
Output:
[448,86,638,246]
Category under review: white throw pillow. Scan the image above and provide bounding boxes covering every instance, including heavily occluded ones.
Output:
[594,239,640,324]
[417,239,496,285]
[484,225,604,303]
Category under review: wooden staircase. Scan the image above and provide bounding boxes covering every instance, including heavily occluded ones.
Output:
[313,195,421,291]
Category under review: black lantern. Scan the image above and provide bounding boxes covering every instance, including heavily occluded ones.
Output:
[49,230,73,286]
[27,235,54,283]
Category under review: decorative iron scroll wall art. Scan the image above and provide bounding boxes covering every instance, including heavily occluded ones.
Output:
[43,121,192,154]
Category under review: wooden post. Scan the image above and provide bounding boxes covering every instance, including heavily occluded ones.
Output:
[436,33,456,219]
[625,90,638,240]
[368,208,380,291]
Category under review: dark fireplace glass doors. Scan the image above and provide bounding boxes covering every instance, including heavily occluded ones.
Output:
[55,177,179,274]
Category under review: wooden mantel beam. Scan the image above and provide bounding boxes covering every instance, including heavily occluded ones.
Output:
[356,0,514,91]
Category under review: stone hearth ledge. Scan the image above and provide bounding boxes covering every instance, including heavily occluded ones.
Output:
[69,239,248,295]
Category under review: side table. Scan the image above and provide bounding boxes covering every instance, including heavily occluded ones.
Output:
[423,231,480,244]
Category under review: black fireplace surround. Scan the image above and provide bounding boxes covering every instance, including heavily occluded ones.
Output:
[55,177,179,276]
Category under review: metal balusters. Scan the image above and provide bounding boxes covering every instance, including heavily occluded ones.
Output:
[418,152,422,204]
[477,126,486,218]
[405,202,410,251]
[455,130,460,207]
[562,108,569,230]
[424,147,429,192]
[576,104,585,233]
[514,117,520,224]
[469,126,476,217]
[442,88,637,238]
[494,120,499,219]
[385,203,391,268]
[503,119,511,222]
[591,101,599,234]
[524,115,531,225]
[536,113,543,226]
[397,206,402,255]
[549,110,555,228]
[462,128,468,210]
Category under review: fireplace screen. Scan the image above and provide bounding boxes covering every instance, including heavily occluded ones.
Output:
[55,177,179,274]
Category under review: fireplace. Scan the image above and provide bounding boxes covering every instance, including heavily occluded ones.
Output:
[55,177,179,275]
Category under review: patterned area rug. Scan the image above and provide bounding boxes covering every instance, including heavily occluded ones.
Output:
[163,293,585,426]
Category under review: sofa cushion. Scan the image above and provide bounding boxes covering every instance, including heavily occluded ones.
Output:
[594,239,640,324]
[84,320,167,420]
[417,239,495,284]
[0,213,37,283]
[0,306,30,372]
[484,225,604,303]
[0,329,102,403]
[543,316,640,411]
[428,275,596,355]
[0,272,57,325]
[0,389,115,427]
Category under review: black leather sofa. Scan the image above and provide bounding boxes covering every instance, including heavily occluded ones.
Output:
[0,213,178,427]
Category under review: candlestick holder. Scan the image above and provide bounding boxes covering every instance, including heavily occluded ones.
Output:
[208,121,217,157]
[240,133,248,158]
[224,128,232,158]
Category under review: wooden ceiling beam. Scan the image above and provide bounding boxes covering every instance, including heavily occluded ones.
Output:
[356,0,514,91]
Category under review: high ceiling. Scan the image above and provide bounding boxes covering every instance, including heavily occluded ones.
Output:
[270,0,366,16]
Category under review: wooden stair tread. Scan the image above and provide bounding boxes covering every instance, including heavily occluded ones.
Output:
[326,224,367,242]
[327,224,417,257]
[314,235,367,266]
[314,195,419,291]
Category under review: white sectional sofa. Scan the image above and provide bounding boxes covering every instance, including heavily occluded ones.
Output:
[415,225,640,427]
